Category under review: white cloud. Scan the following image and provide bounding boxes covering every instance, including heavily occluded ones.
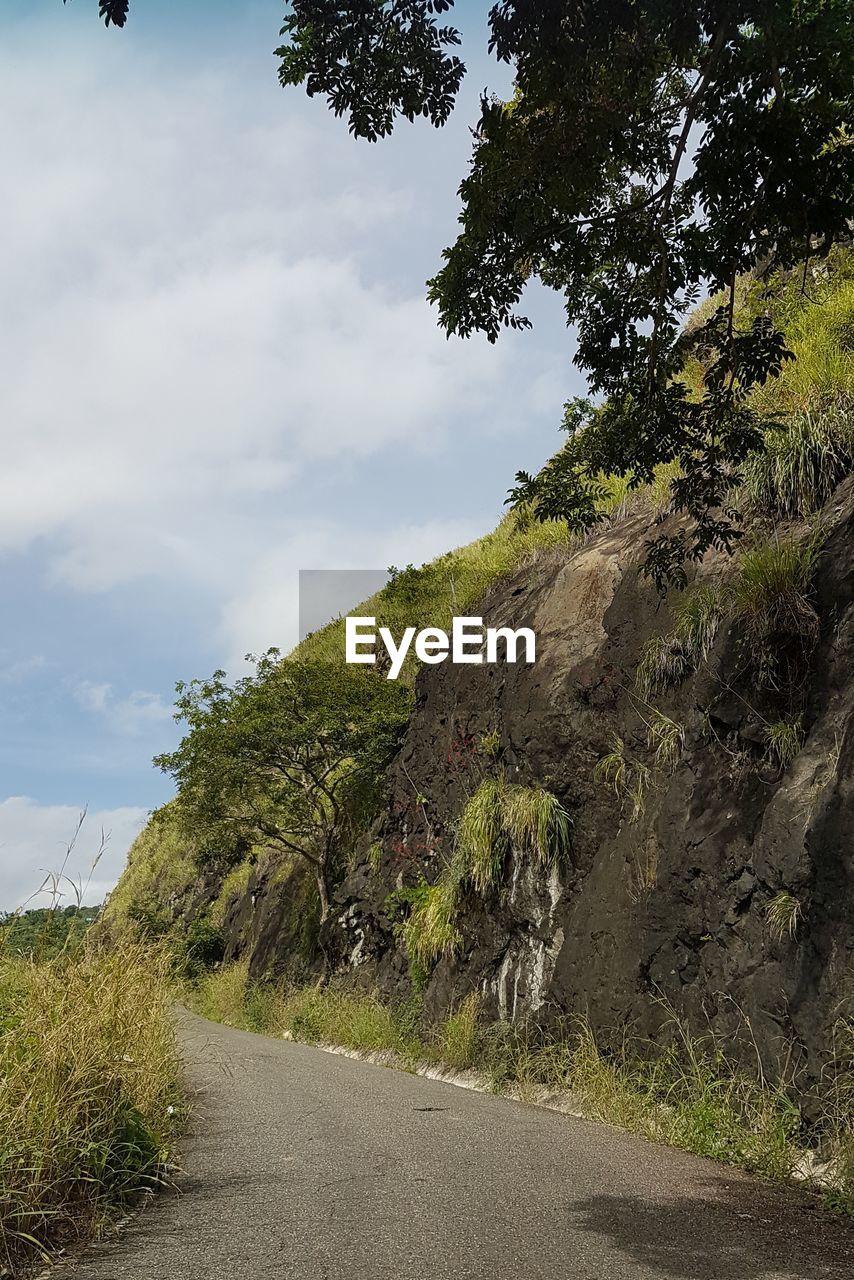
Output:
[0,797,147,911]
[74,681,172,735]
[0,32,534,602]
[0,654,47,683]
[218,515,483,667]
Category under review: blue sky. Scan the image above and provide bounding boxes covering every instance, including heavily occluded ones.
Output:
[0,1,585,908]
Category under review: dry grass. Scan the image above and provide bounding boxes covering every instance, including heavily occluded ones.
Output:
[0,937,179,1273]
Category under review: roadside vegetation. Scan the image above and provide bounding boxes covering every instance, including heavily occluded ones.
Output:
[189,968,854,1215]
[0,934,179,1274]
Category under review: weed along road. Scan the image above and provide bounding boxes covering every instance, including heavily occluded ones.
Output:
[60,1010,853,1280]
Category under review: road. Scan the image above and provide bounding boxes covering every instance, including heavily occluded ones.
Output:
[58,1008,854,1280]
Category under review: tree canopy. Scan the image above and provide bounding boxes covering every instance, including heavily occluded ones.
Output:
[81,2,853,580]
[155,654,410,920]
[68,1,128,27]
[277,1,853,582]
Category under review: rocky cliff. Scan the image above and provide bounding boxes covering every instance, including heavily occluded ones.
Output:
[316,485,854,1095]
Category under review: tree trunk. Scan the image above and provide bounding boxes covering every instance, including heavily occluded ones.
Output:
[316,861,331,924]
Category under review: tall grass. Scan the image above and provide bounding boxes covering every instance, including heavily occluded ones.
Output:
[741,409,854,520]
[0,937,179,1273]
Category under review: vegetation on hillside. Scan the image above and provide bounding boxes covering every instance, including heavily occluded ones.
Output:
[154,656,410,922]
[0,936,179,1273]
[279,2,852,584]
[0,904,100,960]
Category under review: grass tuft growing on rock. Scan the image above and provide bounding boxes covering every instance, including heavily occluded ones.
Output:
[636,585,723,698]
[766,891,802,941]
[729,531,823,649]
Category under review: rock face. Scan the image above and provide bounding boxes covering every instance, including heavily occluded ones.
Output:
[322,483,854,1093]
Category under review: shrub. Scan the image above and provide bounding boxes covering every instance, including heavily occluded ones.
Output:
[179,918,226,979]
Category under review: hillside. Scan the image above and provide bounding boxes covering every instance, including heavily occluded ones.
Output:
[105,249,854,1106]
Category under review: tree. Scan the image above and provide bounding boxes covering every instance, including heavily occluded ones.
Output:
[65,1,129,27]
[277,2,853,584]
[155,654,410,922]
[75,2,853,581]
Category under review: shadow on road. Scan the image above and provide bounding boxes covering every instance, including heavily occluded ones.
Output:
[569,1178,854,1279]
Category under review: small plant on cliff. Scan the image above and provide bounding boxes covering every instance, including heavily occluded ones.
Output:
[728,531,823,684]
[458,778,571,894]
[741,409,854,520]
[594,738,652,822]
[766,891,802,942]
[646,710,685,774]
[394,863,463,974]
[459,777,508,894]
[764,718,806,773]
[636,585,723,698]
[730,533,822,643]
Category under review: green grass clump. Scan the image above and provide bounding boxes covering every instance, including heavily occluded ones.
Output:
[500,784,572,872]
[398,866,464,971]
[594,737,652,822]
[0,938,179,1273]
[766,891,803,941]
[636,585,723,698]
[729,532,823,648]
[765,718,806,772]
[458,778,572,895]
[458,777,508,894]
[646,710,684,773]
[742,409,854,520]
[432,993,485,1071]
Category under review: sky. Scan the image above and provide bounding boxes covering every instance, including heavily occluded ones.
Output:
[0,0,585,910]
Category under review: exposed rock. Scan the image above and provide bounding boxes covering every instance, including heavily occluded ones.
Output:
[321,482,854,1095]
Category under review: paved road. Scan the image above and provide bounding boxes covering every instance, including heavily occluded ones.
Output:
[59,1009,854,1280]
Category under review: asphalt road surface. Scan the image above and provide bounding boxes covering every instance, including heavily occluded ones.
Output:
[58,1009,854,1280]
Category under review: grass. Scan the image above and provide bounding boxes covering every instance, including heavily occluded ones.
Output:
[765,718,806,772]
[393,779,572,976]
[636,585,723,698]
[397,866,464,971]
[766,891,803,942]
[101,802,198,937]
[728,531,823,648]
[189,972,854,1213]
[594,737,652,822]
[741,409,854,520]
[0,937,179,1274]
[646,709,684,773]
[458,777,508,894]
